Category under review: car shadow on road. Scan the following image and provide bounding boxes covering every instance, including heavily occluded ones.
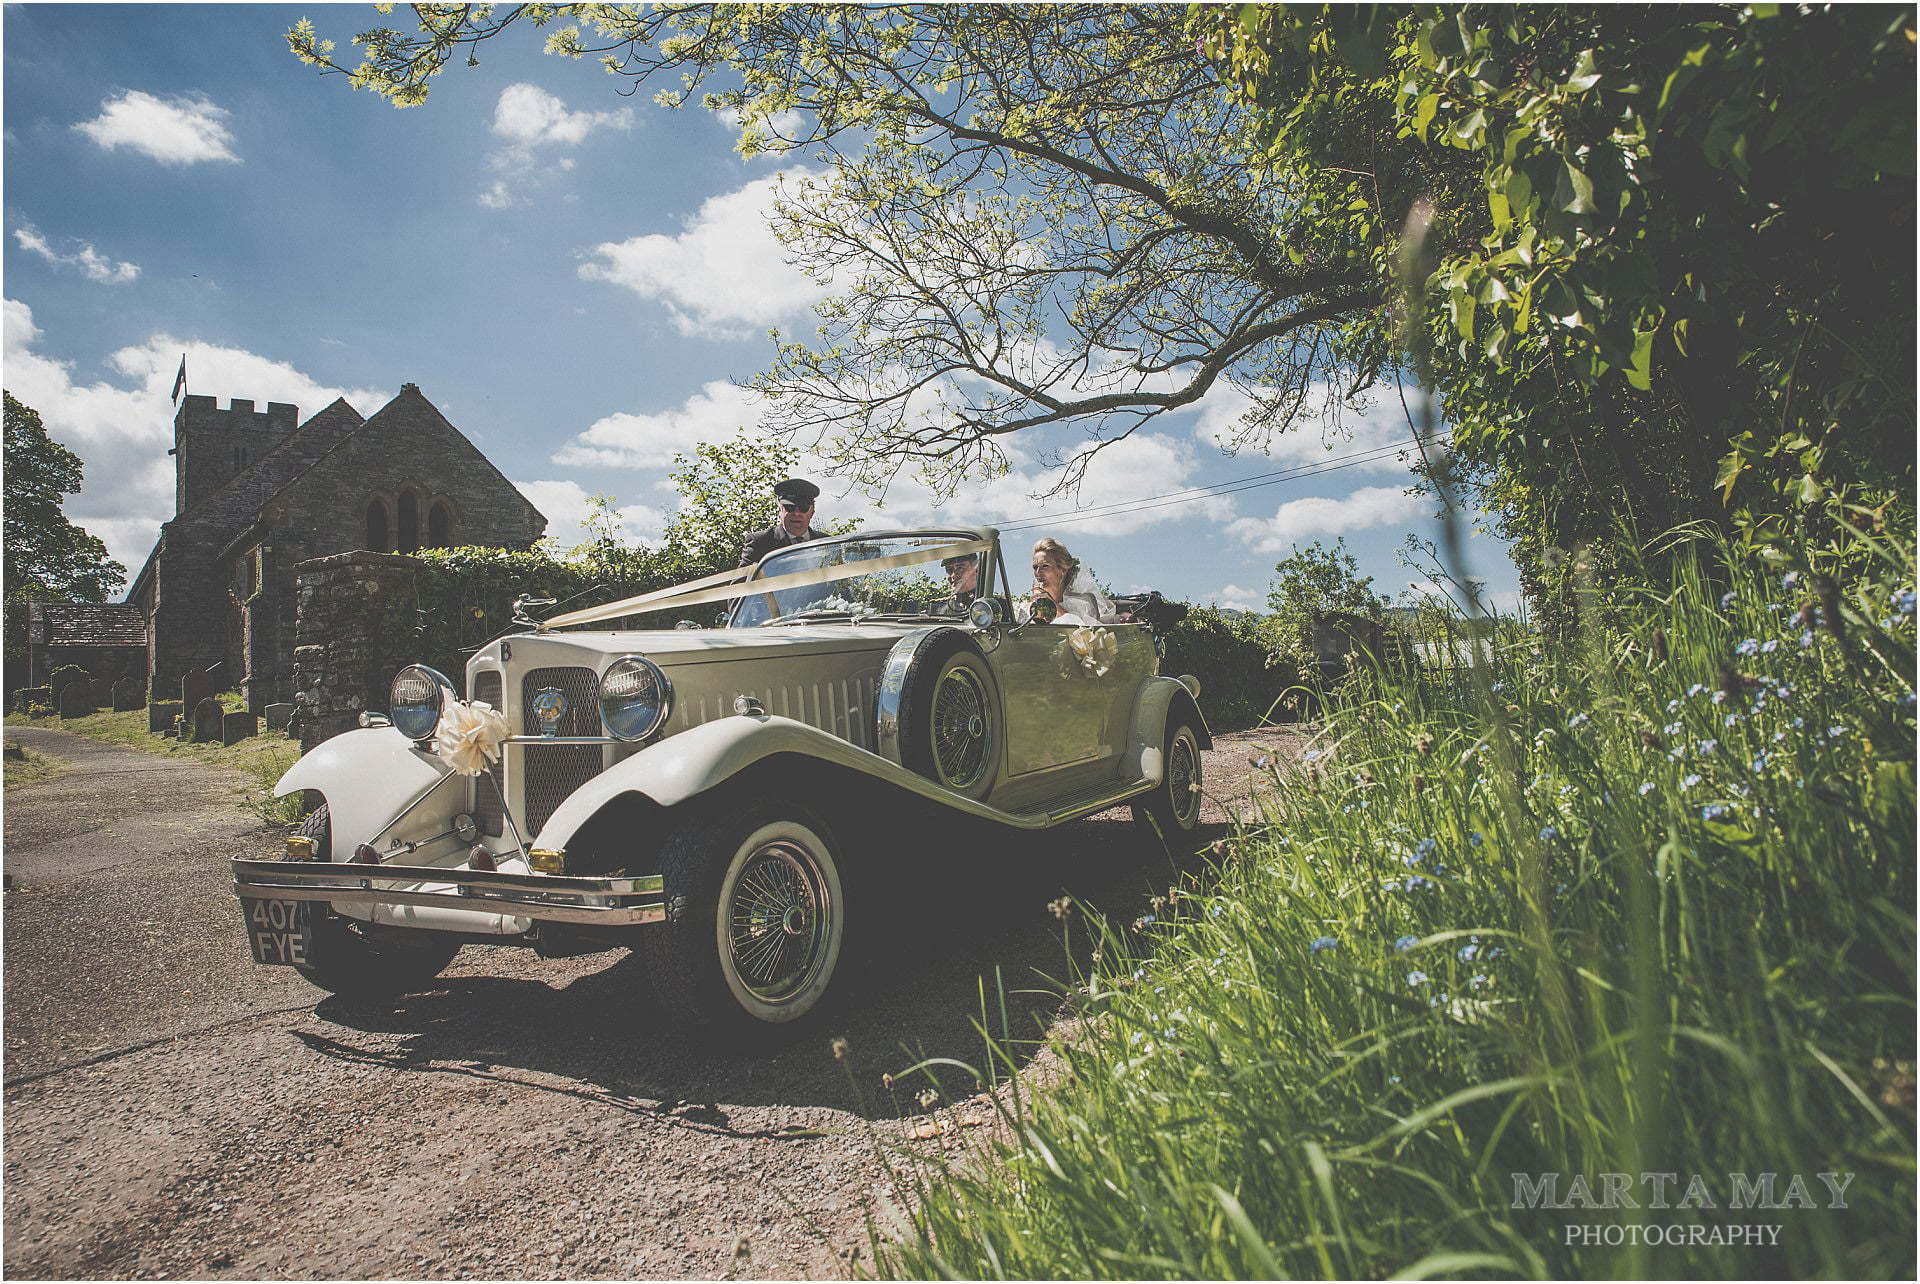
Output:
[302,812,1232,1123]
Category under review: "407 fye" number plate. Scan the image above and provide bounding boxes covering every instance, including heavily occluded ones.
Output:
[243,897,312,966]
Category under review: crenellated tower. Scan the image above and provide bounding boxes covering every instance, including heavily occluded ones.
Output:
[171,395,299,516]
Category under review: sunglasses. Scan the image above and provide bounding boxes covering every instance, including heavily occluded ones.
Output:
[778,500,814,512]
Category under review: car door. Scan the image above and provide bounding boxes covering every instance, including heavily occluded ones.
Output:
[991,620,1153,777]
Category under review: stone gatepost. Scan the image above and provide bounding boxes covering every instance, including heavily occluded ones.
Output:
[292,551,424,755]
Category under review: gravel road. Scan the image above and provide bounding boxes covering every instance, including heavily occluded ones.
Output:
[3,722,1309,1280]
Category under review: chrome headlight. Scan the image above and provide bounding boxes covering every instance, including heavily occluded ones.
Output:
[600,655,672,742]
[389,664,455,741]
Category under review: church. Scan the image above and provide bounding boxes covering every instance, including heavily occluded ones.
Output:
[126,383,546,710]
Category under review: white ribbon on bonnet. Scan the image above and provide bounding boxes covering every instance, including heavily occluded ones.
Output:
[1066,626,1119,677]
[433,699,512,776]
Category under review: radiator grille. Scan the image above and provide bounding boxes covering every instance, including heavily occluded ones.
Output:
[521,667,603,835]
[470,671,504,836]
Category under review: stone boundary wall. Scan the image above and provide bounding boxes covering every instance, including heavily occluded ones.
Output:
[292,551,424,754]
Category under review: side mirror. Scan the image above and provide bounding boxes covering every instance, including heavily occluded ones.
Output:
[967,598,999,630]
[1027,595,1058,625]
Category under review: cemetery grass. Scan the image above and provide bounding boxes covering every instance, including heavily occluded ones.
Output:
[872,538,1916,1280]
[3,744,72,789]
[4,706,303,825]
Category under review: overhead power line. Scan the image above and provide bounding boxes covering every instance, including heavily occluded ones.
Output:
[993,434,1449,534]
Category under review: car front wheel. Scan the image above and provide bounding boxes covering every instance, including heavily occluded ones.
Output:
[639,796,847,1038]
[289,804,462,999]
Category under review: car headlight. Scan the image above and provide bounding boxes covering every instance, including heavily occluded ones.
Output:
[600,655,672,742]
[389,664,455,741]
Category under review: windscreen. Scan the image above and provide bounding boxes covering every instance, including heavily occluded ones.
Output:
[728,535,989,627]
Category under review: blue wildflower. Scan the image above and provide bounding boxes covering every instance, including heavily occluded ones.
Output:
[1394,935,1419,952]
[1388,1073,1401,1084]
[1429,993,1448,1008]
[1901,691,1916,709]
[1468,832,1484,848]
[1751,753,1769,772]
[1381,880,1401,893]
[1567,712,1589,728]
[1735,638,1760,657]
[1414,837,1438,860]
[1664,722,1683,736]
[1772,730,1787,744]
[1406,970,1429,986]
[1682,773,1702,789]
[1712,689,1729,705]
[1782,571,1801,589]
[1895,588,1915,615]
[1827,724,1845,739]
[1883,617,1897,630]
[1538,824,1559,841]
[1457,943,1479,962]
[1666,698,1682,713]
[1637,781,1655,796]
[1310,936,1338,954]
[1470,973,1490,990]
[1491,681,1506,694]
[1761,639,1779,653]
[1403,874,1436,893]
[1720,591,1737,609]
[1799,630,1816,648]
[1486,946,1506,959]
[1702,803,1730,823]
[1792,717,1805,729]
[1697,739,1719,755]
[1725,714,1740,729]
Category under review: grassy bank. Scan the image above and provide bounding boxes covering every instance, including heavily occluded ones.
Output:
[3,743,73,789]
[875,540,1916,1279]
[4,706,303,824]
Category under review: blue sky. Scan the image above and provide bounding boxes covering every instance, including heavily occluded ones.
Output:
[3,2,1520,614]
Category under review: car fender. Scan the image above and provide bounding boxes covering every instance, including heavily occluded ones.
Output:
[532,712,1014,851]
[274,726,452,863]
[1125,676,1213,785]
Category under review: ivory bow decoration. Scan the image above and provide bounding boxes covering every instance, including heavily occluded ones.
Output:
[1066,626,1119,677]
[434,699,512,776]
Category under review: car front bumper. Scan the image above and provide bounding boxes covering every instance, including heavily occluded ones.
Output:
[230,858,667,926]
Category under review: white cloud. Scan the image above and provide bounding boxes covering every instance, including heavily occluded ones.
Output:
[74,90,238,165]
[479,83,632,209]
[554,380,761,469]
[579,170,828,338]
[12,226,141,283]
[712,104,809,153]
[3,298,387,579]
[1214,584,1265,611]
[1194,380,1424,471]
[1227,484,1427,553]
[513,479,666,551]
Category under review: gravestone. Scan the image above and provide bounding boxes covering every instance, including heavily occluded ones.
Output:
[222,711,258,746]
[14,686,52,715]
[263,702,295,731]
[58,681,96,719]
[148,701,183,734]
[191,697,225,743]
[179,668,212,718]
[112,676,144,711]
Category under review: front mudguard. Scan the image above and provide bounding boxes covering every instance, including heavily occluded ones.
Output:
[1125,676,1213,785]
[274,727,451,864]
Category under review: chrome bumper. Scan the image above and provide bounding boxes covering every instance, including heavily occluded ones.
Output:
[230,858,666,926]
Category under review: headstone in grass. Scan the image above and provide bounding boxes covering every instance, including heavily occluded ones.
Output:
[14,687,52,715]
[222,711,258,746]
[112,677,144,711]
[148,701,183,734]
[58,680,96,719]
[191,696,224,743]
[179,668,211,715]
[263,702,294,731]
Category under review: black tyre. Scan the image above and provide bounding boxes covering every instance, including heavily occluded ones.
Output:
[289,804,462,999]
[638,795,847,1039]
[897,633,1000,800]
[1132,716,1204,849]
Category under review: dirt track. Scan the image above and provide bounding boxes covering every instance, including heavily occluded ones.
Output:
[2,722,1310,1279]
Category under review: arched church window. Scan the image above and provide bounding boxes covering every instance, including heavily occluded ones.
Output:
[397,489,419,553]
[427,500,452,549]
[366,499,390,552]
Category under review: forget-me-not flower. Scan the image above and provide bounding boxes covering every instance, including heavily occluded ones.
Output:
[1394,935,1418,952]
[1310,936,1338,954]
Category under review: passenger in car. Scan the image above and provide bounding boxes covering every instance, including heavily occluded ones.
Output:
[931,551,982,616]
[1021,537,1120,625]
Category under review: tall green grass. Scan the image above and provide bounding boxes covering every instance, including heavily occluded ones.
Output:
[873,538,1915,1279]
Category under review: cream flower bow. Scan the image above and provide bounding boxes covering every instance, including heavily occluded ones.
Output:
[434,699,512,776]
[1066,626,1119,678]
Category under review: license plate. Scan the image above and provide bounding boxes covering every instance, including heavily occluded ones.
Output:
[243,896,313,966]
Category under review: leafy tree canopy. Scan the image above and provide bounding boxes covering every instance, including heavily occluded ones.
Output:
[1200,3,1915,610]
[289,3,1382,497]
[3,391,126,602]
[1266,537,1389,656]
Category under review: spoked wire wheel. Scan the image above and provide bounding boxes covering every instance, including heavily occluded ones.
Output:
[722,835,837,1009]
[930,663,993,790]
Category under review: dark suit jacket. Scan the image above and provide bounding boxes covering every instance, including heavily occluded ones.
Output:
[738,523,820,568]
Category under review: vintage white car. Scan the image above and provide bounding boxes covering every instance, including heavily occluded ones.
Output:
[232,526,1209,1036]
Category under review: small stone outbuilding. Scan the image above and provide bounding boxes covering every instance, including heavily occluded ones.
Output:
[124,384,545,711]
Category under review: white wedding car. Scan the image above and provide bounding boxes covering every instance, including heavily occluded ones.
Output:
[232,527,1209,1036]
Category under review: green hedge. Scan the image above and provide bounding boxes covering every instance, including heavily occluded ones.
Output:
[1159,607,1302,731]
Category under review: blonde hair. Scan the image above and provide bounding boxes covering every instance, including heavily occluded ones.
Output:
[1031,537,1078,572]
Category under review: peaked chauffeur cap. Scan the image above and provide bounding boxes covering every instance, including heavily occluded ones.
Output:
[773,478,819,505]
